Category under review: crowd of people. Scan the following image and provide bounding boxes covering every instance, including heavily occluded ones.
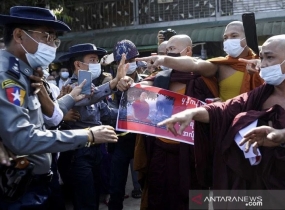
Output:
[0,4,284,210]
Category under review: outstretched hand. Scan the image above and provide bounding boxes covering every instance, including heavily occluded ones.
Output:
[136,56,165,71]
[89,125,118,144]
[238,58,261,74]
[157,109,194,136]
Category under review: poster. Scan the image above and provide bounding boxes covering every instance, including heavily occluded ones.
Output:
[116,84,205,145]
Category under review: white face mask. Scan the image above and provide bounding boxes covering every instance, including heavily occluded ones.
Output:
[259,60,285,86]
[60,72,69,79]
[21,31,56,69]
[88,63,101,80]
[48,80,57,86]
[223,38,246,58]
[127,61,137,75]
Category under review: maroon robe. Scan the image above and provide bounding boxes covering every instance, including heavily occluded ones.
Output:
[195,84,285,209]
[139,70,214,210]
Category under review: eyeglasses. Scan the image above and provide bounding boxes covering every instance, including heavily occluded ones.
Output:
[25,30,61,48]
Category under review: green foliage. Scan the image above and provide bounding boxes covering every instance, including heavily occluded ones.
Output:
[0,0,73,24]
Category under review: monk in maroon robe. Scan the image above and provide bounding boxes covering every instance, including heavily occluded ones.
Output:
[118,35,214,210]
[158,35,285,209]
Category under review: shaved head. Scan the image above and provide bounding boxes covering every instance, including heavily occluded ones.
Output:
[261,35,285,59]
[168,34,192,46]
[225,21,244,32]
[263,35,285,50]
[166,34,193,56]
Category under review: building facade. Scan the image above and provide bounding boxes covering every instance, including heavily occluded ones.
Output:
[57,0,285,58]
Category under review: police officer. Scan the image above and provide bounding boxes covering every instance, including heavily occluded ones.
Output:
[57,43,119,210]
[0,6,121,209]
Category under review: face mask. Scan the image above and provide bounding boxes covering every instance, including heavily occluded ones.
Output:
[259,60,285,85]
[167,47,187,57]
[88,63,101,80]
[160,66,171,71]
[223,38,246,58]
[127,62,137,75]
[60,72,69,79]
[48,80,57,86]
[21,31,56,69]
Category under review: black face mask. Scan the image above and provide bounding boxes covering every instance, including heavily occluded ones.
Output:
[167,52,181,57]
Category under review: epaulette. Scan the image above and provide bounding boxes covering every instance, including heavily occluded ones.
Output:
[6,57,20,79]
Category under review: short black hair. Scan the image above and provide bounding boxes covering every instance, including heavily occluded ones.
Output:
[3,23,38,46]
[69,55,85,72]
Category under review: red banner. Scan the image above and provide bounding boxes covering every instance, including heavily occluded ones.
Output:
[116,84,205,145]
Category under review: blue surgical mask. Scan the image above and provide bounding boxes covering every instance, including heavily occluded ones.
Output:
[85,63,101,80]
[80,62,102,80]
[60,72,69,79]
[127,62,137,75]
[21,30,56,69]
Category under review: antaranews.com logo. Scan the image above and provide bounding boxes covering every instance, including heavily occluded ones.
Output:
[192,194,262,206]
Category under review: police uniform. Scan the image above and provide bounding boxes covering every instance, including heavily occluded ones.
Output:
[0,50,90,208]
[0,50,92,172]
[57,73,117,210]
[63,74,117,129]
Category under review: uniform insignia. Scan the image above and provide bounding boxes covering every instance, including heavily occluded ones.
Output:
[5,86,26,106]
[7,57,20,79]
[2,79,22,89]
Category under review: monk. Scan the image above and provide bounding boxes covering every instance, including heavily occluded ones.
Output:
[119,34,214,210]
[136,21,264,101]
[157,34,285,209]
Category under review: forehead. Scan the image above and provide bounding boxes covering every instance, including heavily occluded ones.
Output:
[261,40,283,55]
[60,68,68,71]
[166,38,183,49]
[224,25,244,36]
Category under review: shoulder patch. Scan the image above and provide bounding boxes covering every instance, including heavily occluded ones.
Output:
[2,79,23,89]
[5,86,26,106]
[6,57,20,79]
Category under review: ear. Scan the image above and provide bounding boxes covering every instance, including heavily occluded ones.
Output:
[74,60,81,69]
[13,28,23,44]
[186,46,193,56]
